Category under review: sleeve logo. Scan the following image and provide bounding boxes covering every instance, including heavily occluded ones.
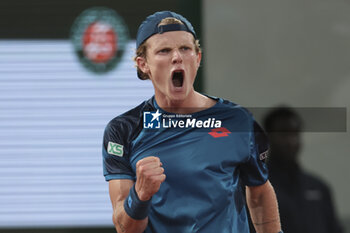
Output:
[108,141,124,157]
[259,150,268,161]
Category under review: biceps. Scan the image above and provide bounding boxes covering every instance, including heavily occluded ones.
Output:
[246,180,273,205]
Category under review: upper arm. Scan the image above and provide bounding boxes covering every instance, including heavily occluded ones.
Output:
[246,180,281,232]
[246,180,275,206]
[109,179,135,210]
[246,180,271,196]
[240,120,269,186]
[103,120,135,181]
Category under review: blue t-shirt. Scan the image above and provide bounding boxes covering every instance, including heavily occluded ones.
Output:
[102,96,269,233]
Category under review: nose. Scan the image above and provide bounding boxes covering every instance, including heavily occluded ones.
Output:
[172,49,183,64]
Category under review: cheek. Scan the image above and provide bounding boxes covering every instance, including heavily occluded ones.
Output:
[188,57,200,75]
[189,53,200,67]
[150,65,167,85]
[150,59,168,73]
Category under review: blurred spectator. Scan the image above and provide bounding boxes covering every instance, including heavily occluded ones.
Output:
[262,106,343,233]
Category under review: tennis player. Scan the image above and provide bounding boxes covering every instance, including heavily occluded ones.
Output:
[102,11,283,233]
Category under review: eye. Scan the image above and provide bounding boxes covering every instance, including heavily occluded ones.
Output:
[180,46,191,51]
[158,48,171,54]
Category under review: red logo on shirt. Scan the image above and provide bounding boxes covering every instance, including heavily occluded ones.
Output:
[208,127,231,138]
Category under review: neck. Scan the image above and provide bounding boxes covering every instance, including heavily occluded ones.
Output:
[154,91,216,114]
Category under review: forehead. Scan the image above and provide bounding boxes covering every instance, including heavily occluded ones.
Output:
[146,31,195,49]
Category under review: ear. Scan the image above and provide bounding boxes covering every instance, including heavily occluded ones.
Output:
[136,56,150,74]
[196,51,202,68]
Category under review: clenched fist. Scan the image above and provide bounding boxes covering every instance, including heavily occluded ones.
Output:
[135,156,166,201]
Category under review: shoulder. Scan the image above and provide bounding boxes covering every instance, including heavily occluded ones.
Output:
[208,95,254,119]
[107,99,149,126]
[214,96,268,156]
[213,96,257,131]
[103,97,156,144]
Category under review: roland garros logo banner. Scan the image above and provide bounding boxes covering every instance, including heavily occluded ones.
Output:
[70,7,129,74]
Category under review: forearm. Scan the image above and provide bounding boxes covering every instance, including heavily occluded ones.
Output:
[246,181,281,233]
[109,180,148,233]
[109,157,165,233]
[113,200,148,233]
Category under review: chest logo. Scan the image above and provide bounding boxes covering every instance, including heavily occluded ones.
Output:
[108,141,124,157]
[208,127,231,138]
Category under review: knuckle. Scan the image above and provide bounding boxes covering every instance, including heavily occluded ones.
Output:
[161,174,166,181]
[137,165,145,174]
[136,160,142,168]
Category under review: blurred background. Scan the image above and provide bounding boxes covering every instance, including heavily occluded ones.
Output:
[0,0,349,232]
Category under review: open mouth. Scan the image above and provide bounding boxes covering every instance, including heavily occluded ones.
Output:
[172,70,184,88]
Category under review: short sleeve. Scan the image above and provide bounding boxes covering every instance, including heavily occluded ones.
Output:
[102,120,135,181]
[240,120,269,186]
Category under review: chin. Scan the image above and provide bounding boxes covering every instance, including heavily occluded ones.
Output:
[172,88,191,98]
[168,94,187,102]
